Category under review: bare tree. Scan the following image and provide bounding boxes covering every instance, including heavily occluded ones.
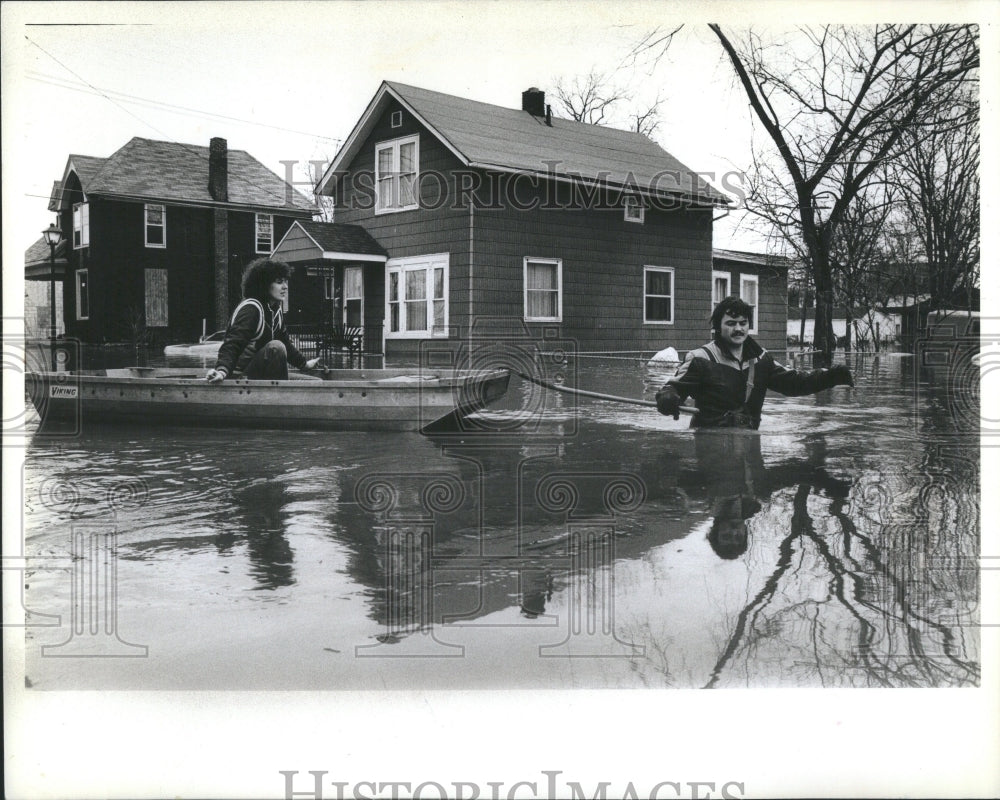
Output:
[895,90,979,313]
[710,24,979,363]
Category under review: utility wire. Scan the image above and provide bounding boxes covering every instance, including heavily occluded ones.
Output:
[26,70,343,144]
[25,35,326,209]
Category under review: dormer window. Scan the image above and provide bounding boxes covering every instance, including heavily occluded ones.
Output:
[624,195,645,224]
[375,134,419,214]
[145,204,165,248]
[255,213,273,254]
[73,202,90,248]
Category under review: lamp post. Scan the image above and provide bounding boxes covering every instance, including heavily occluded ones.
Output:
[42,223,63,369]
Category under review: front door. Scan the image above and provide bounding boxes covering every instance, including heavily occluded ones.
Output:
[343,266,363,327]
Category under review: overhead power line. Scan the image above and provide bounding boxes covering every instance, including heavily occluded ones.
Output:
[25,70,343,145]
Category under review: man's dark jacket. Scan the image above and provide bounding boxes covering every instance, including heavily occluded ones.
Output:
[657,336,848,429]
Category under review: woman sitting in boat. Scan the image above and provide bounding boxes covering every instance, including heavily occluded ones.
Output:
[206,258,320,383]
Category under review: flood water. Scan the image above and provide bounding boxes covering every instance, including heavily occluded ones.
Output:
[19,349,981,690]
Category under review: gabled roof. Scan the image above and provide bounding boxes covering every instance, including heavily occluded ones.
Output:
[295,221,387,257]
[317,81,729,206]
[55,137,314,213]
[273,220,388,263]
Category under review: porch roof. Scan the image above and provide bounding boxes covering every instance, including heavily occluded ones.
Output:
[24,236,68,280]
[273,220,388,264]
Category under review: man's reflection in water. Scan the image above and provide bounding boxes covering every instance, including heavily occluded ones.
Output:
[520,568,554,619]
[689,432,852,560]
[231,481,295,589]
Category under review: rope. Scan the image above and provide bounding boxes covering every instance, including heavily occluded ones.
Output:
[513,370,695,415]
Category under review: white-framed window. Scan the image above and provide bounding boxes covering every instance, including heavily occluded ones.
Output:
[145,204,165,248]
[644,265,674,324]
[386,253,448,338]
[75,269,89,320]
[739,273,759,333]
[73,202,90,249]
[145,268,168,326]
[712,270,731,306]
[624,195,645,223]
[255,213,273,254]
[344,266,364,327]
[524,257,562,322]
[375,134,419,213]
[390,110,403,128]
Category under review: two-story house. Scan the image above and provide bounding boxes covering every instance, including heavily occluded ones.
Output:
[38,136,315,345]
[273,81,787,363]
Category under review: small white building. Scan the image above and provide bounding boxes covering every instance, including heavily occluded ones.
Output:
[787,307,900,346]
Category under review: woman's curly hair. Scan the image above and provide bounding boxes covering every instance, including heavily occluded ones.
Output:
[241,258,291,301]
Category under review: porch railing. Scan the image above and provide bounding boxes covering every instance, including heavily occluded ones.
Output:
[287,323,383,367]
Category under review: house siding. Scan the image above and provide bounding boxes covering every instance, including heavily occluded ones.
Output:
[471,176,714,353]
[61,197,305,344]
[330,97,726,362]
[335,98,470,361]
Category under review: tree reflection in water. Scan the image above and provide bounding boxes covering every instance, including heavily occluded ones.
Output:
[680,432,980,689]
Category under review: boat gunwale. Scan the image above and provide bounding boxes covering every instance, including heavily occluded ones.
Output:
[28,368,510,391]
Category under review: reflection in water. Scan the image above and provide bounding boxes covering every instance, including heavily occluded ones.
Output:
[231,481,294,590]
[21,352,980,689]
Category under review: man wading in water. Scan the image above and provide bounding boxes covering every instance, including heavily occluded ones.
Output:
[655,296,853,429]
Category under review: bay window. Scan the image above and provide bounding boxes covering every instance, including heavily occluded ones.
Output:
[386,254,448,337]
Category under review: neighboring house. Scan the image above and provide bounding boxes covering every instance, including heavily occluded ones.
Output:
[36,136,314,345]
[711,249,791,349]
[273,81,788,362]
[786,306,901,347]
[24,234,68,338]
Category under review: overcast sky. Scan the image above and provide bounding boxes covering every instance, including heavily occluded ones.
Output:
[3,2,800,258]
[5,2,996,260]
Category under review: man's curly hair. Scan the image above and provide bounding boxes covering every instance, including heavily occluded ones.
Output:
[241,258,291,302]
[710,295,753,334]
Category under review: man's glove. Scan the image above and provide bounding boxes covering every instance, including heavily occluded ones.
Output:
[655,385,682,419]
[827,364,854,387]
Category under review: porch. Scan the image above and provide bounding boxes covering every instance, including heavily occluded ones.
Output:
[273,220,388,365]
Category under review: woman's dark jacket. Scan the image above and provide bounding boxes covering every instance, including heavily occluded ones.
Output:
[213,298,307,379]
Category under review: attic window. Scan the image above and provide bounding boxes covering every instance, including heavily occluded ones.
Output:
[624,195,645,224]
[391,110,403,128]
[375,134,419,214]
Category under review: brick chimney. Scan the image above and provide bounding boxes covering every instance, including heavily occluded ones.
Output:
[522,87,545,117]
[208,137,228,202]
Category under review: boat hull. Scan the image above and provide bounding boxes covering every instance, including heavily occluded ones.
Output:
[26,367,510,432]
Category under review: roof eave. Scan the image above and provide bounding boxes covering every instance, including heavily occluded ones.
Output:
[85,191,315,216]
[465,160,730,208]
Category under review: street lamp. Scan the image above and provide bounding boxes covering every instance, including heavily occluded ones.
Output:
[42,223,63,369]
